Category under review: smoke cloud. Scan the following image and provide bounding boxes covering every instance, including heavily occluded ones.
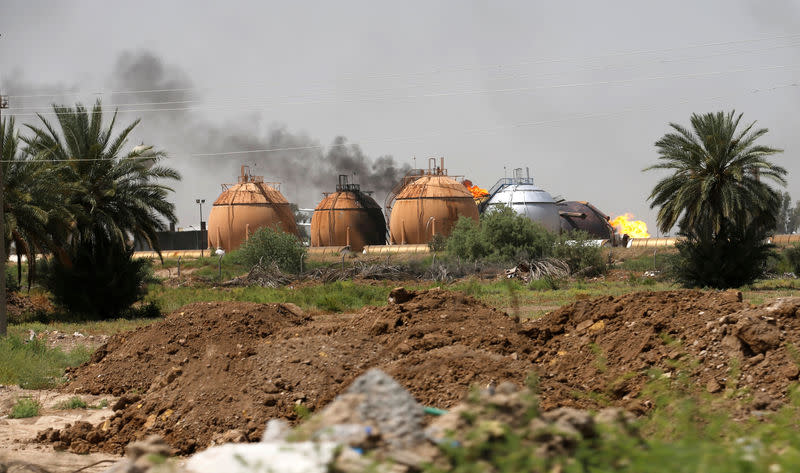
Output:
[2,51,410,225]
[107,51,410,220]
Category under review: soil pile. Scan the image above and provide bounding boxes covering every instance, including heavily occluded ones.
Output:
[50,289,534,454]
[528,290,800,412]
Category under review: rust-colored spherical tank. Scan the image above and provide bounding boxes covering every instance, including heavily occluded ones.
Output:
[389,175,479,244]
[310,184,386,252]
[207,168,300,252]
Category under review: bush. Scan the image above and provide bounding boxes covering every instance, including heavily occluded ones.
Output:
[447,206,555,262]
[236,226,306,273]
[672,223,774,288]
[9,397,40,418]
[552,230,607,276]
[44,236,151,319]
[786,244,800,274]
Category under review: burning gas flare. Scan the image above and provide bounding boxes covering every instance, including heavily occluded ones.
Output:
[463,179,489,199]
[610,213,650,238]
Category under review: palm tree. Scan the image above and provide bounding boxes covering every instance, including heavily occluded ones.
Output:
[23,101,181,254]
[645,110,786,236]
[1,117,69,288]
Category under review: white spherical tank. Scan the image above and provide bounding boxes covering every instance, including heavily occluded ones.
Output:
[483,169,560,233]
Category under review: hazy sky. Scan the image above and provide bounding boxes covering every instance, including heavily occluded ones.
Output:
[2,1,799,233]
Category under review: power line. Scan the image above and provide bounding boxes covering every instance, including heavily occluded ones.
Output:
[8,41,800,112]
[4,81,796,163]
[5,63,797,118]
[5,32,800,100]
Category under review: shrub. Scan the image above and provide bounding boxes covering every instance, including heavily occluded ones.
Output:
[552,230,607,276]
[445,217,489,261]
[447,206,555,262]
[786,244,800,274]
[672,223,773,288]
[9,397,40,419]
[43,236,151,319]
[236,226,306,274]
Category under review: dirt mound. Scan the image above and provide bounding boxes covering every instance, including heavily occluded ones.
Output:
[528,290,800,412]
[51,289,534,454]
[66,301,311,395]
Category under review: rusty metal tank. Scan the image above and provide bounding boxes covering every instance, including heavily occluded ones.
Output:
[557,201,615,240]
[310,175,387,252]
[207,166,300,251]
[388,158,479,244]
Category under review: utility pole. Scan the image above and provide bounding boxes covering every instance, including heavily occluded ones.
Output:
[196,199,205,258]
[0,94,8,337]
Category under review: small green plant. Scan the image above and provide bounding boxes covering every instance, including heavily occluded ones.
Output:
[55,396,88,410]
[90,399,110,409]
[9,397,41,418]
[293,403,312,420]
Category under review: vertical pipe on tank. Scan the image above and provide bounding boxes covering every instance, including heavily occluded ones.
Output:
[402,219,407,245]
[216,227,222,251]
[346,226,351,248]
[246,223,251,242]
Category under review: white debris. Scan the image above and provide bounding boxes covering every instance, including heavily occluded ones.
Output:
[185,442,338,473]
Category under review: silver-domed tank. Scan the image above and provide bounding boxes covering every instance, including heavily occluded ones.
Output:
[481,168,560,233]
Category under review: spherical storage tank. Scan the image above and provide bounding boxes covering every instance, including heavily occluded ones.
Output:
[389,158,479,244]
[311,175,387,251]
[208,166,300,251]
[557,201,615,240]
[482,168,560,233]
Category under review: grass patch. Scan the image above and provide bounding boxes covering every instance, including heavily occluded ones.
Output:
[9,397,41,418]
[55,396,88,410]
[0,336,91,389]
[147,280,394,313]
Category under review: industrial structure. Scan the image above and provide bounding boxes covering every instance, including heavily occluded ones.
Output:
[310,175,386,252]
[207,166,300,252]
[479,168,561,233]
[557,201,616,241]
[387,158,479,244]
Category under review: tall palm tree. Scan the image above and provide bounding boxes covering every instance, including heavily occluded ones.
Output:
[645,110,786,236]
[23,101,181,254]
[1,117,69,287]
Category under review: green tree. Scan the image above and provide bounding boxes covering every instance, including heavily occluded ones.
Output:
[646,110,785,236]
[646,111,786,288]
[0,118,68,288]
[776,191,800,234]
[447,206,555,262]
[23,101,180,254]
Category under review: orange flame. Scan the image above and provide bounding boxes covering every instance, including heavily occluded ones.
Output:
[609,213,650,238]
[463,179,489,199]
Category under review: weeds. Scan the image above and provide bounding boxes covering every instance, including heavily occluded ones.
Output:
[9,397,41,418]
[0,336,91,389]
[55,396,88,410]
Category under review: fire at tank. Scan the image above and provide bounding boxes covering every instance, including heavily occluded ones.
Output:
[386,157,479,245]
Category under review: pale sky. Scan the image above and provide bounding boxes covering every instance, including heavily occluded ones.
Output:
[2,1,799,234]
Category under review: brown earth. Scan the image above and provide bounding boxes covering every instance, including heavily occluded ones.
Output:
[528,290,800,413]
[42,288,800,456]
[48,290,535,454]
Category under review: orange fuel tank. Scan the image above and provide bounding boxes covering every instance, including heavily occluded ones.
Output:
[311,176,386,252]
[388,158,478,244]
[207,166,300,251]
